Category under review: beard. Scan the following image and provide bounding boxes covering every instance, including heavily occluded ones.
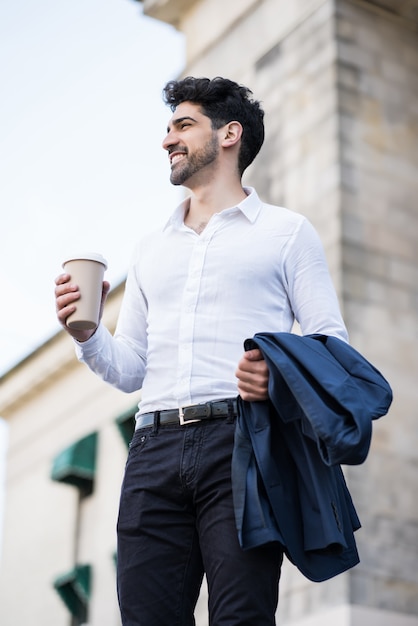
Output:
[170,133,220,186]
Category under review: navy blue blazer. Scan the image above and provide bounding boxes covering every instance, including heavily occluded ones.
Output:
[232,332,392,582]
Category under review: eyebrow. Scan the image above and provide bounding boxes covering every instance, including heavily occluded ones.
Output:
[167,116,198,133]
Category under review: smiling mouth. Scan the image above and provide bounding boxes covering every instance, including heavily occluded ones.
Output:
[169,151,187,166]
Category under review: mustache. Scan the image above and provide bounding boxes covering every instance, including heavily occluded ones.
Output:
[168,145,188,156]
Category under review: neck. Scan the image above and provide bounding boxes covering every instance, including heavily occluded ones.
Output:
[184,177,247,227]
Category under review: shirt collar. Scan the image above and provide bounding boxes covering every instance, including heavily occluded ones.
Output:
[163,186,262,231]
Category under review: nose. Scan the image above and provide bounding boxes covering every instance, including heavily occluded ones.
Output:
[162,127,177,151]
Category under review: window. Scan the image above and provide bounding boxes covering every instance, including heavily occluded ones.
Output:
[51,432,98,495]
[53,564,91,623]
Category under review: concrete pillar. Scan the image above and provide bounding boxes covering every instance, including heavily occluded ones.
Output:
[142,0,418,623]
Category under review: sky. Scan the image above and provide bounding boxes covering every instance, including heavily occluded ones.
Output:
[0,0,185,377]
[0,0,184,558]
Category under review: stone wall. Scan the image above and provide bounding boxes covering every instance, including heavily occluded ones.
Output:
[142,0,418,623]
[336,0,418,617]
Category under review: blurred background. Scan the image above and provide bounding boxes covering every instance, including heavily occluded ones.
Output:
[0,0,183,583]
[0,0,184,376]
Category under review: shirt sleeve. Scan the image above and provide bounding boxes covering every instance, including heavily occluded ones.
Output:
[75,244,148,393]
[283,218,349,342]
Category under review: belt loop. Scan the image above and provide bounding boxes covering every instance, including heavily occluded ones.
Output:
[152,411,160,434]
[226,398,236,423]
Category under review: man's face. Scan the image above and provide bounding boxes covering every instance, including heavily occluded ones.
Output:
[162,102,220,187]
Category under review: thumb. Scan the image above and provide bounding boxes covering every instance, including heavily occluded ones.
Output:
[244,348,264,361]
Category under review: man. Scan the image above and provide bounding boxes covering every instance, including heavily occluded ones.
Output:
[55,76,348,625]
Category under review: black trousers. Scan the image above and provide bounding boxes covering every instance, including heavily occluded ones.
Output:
[117,417,283,625]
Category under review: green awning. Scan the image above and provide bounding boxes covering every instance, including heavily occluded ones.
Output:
[115,407,136,448]
[51,432,98,494]
[53,564,91,621]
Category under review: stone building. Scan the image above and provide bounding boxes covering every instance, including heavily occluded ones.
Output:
[0,0,417,625]
[0,283,137,625]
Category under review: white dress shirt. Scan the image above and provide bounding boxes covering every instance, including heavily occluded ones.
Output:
[76,188,348,417]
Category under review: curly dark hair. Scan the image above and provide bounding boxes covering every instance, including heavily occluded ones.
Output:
[162,76,264,176]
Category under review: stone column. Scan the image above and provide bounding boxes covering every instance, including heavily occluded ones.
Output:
[141,1,418,623]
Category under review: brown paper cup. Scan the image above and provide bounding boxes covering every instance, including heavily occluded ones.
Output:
[63,253,108,331]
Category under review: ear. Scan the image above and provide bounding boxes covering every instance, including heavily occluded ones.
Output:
[220,121,243,148]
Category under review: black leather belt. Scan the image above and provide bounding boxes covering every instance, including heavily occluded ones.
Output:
[136,398,237,429]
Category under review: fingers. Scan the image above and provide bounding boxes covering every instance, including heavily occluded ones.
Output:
[101,280,111,304]
[235,349,269,401]
[54,274,110,342]
[243,348,264,362]
[98,281,111,321]
[54,273,80,327]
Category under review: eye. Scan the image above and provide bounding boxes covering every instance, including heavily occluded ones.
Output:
[181,122,191,129]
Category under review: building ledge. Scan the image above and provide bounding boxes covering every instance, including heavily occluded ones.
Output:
[137,0,199,28]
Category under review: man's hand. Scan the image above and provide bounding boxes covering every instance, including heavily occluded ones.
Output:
[54,273,110,342]
[235,348,269,401]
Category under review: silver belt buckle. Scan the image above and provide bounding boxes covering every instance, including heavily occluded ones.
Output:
[179,406,200,426]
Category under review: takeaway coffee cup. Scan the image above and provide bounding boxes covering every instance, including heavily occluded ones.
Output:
[62,253,108,331]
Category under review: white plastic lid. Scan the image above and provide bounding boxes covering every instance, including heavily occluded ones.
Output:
[62,252,108,269]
